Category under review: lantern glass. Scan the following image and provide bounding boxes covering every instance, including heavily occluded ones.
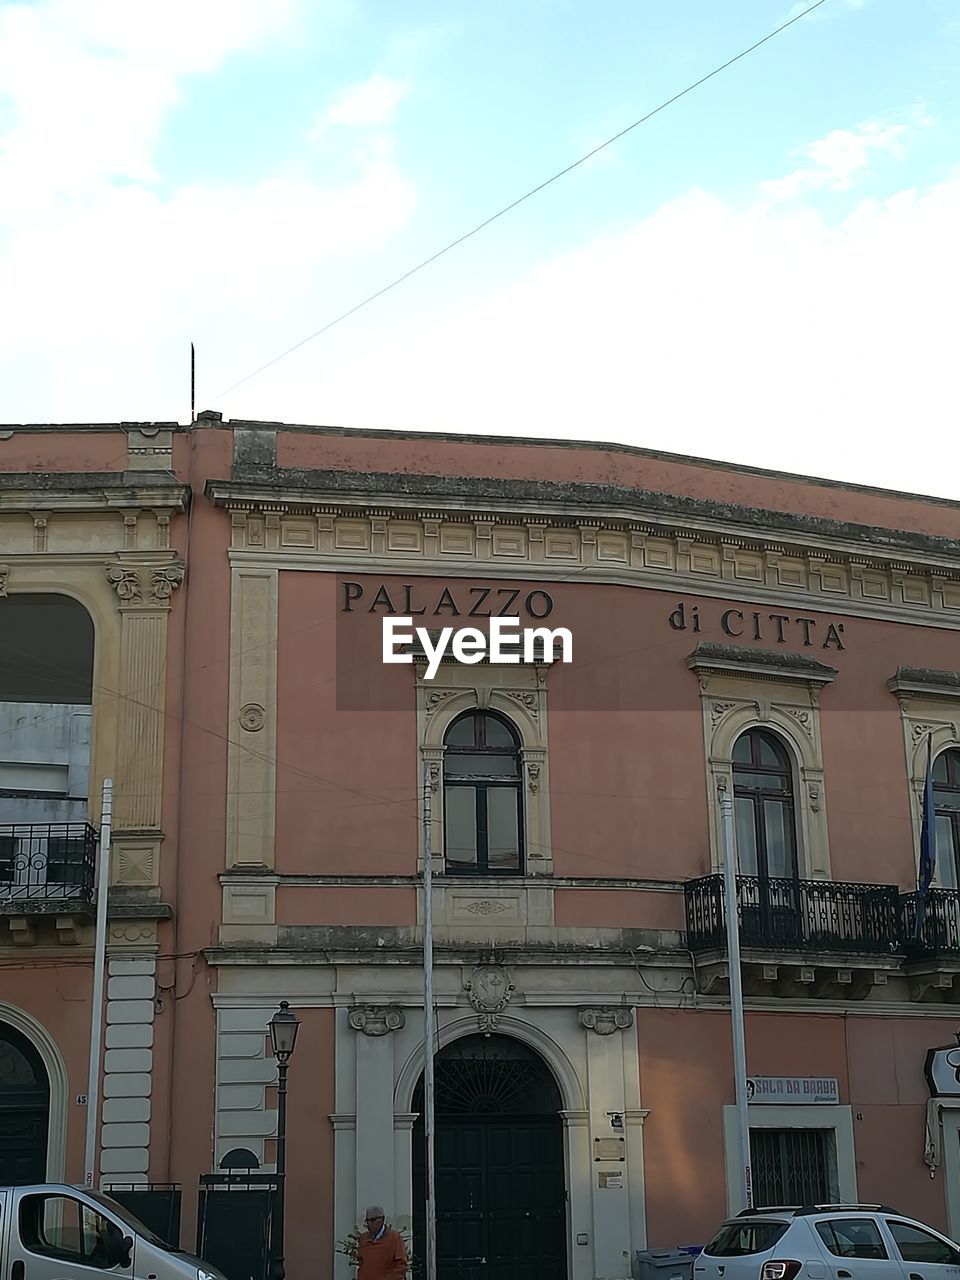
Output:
[269,1000,300,1061]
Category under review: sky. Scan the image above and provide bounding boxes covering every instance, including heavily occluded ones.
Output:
[1,0,958,498]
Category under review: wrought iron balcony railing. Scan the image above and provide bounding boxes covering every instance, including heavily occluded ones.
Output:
[0,823,97,903]
[685,874,901,955]
[900,889,960,955]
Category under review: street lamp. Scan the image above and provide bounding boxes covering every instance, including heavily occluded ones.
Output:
[268,1001,300,1280]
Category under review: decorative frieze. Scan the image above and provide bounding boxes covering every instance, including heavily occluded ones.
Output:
[348,1006,406,1036]
[578,1007,635,1035]
[214,494,960,630]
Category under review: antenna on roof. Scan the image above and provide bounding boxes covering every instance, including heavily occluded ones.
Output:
[190,342,196,423]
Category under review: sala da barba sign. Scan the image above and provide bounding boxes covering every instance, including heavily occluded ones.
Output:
[340,581,848,682]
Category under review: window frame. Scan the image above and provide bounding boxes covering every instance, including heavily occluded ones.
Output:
[815,1218,888,1260]
[443,710,525,877]
[934,748,960,889]
[732,728,800,883]
[18,1193,128,1270]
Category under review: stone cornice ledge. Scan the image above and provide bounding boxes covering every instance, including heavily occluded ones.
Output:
[206,472,960,568]
[0,473,190,512]
[887,666,960,701]
[687,642,839,686]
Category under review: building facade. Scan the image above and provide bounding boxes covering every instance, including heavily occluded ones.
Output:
[2,417,960,1279]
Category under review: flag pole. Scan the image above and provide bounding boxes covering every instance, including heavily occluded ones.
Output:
[422,763,437,1280]
[718,778,752,1211]
[84,777,113,1188]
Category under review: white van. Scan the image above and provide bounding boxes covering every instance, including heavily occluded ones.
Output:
[0,1183,229,1280]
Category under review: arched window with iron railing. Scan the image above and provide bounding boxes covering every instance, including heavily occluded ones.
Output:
[732,727,799,882]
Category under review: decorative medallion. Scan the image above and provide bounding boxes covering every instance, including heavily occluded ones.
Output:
[578,1006,635,1036]
[465,964,515,1031]
[239,703,266,733]
[464,900,509,916]
[348,1005,406,1036]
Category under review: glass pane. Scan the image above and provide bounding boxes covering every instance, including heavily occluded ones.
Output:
[758,734,786,769]
[445,787,478,868]
[887,1222,957,1265]
[482,716,517,748]
[934,751,949,784]
[485,787,520,871]
[936,785,960,812]
[763,800,797,879]
[732,735,753,765]
[446,753,518,777]
[735,797,758,876]
[936,815,958,888]
[445,716,477,747]
[703,1223,788,1257]
[735,772,789,795]
[816,1220,887,1260]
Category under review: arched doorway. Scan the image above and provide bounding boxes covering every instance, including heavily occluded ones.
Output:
[413,1034,567,1280]
[0,1023,50,1184]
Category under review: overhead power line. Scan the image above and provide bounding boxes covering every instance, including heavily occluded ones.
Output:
[217,0,830,398]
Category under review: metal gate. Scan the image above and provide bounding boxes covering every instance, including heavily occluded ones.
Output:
[103,1184,182,1248]
[196,1172,279,1280]
[750,1129,837,1206]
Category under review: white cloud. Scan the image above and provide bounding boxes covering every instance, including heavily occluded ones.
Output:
[220,174,960,498]
[312,74,410,137]
[761,115,927,200]
[0,0,419,420]
[0,0,306,207]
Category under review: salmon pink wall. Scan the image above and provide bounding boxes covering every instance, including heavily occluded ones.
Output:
[639,1008,734,1245]
[275,572,418,876]
[639,1010,955,1247]
[281,571,959,885]
[159,426,233,1206]
[273,429,960,540]
[276,886,417,925]
[554,889,683,930]
[282,1008,335,1277]
[0,431,130,472]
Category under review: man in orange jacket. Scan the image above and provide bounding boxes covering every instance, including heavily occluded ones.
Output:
[357,1207,408,1280]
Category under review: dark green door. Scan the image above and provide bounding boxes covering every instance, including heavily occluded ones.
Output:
[0,1024,49,1185]
[414,1036,567,1280]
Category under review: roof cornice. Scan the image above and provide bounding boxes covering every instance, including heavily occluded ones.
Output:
[205,471,960,572]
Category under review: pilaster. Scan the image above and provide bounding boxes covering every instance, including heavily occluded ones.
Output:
[226,568,279,868]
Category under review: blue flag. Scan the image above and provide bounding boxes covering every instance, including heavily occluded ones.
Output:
[915,734,936,940]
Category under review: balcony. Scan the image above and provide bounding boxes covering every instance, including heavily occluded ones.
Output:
[685,874,902,999]
[0,822,97,906]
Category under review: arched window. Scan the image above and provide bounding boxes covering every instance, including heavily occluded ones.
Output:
[443,711,523,875]
[732,728,798,881]
[934,749,960,890]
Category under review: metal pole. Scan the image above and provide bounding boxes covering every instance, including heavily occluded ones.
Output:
[84,777,113,1188]
[422,763,437,1280]
[718,780,752,1211]
[273,1059,288,1280]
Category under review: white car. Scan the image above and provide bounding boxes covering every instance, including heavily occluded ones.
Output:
[694,1204,960,1280]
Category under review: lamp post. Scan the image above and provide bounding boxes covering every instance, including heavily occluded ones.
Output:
[269,1000,300,1280]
